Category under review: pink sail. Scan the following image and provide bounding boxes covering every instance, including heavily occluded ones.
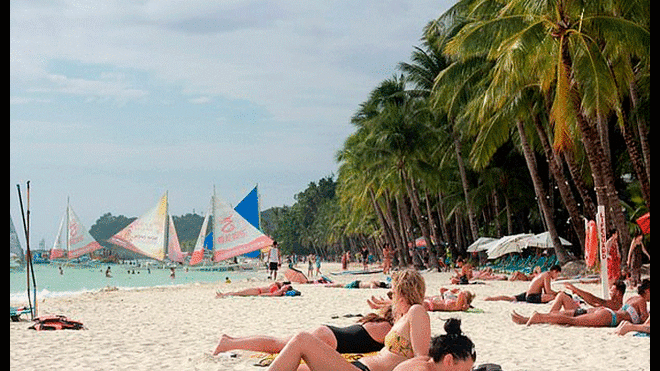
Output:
[189,205,210,266]
[50,200,103,260]
[167,216,184,263]
[108,193,168,261]
[212,189,273,262]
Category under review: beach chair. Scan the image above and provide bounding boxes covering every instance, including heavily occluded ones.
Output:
[10,306,31,322]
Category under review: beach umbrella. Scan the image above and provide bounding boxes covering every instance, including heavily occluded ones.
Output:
[466,237,497,252]
[523,232,572,249]
[284,268,308,284]
[486,233,534,259]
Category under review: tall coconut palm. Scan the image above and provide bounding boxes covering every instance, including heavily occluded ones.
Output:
[443,0,649,261]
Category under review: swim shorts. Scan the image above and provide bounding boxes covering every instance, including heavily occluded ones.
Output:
[351,360,371,371]
[344,280,361,289]
[514,292,543,304]
[269,262,279,271]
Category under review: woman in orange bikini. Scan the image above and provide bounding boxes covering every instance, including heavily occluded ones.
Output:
[266,269,431,371]
[215,282,292,298]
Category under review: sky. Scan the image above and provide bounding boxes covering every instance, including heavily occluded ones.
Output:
[10,0,454,249]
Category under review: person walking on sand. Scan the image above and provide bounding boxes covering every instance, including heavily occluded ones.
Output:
[268,241,281,280]
[484,265,562,304]
[361,246,369,271]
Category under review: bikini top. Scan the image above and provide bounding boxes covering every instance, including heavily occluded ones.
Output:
[384,331,414,358]
[621,303,642,324]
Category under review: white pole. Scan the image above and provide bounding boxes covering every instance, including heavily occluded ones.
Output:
[596,206,609,299]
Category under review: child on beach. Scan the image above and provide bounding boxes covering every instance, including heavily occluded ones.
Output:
[484,265,561,304]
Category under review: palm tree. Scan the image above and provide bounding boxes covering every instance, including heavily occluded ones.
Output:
[443,0,649,261]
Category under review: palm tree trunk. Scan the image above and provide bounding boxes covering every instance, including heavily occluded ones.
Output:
[369,187,397,254]
[533,116,586,252]
[453,134,479,241]
[560,150,598,219]
[517,120,572,264]
[403,169,437,269]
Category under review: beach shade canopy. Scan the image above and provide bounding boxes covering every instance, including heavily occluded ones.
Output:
[466,237,498,253]
[523,232,572,249]
[636,212,650,235]
[486,233,534,259]
[284,268,308,284]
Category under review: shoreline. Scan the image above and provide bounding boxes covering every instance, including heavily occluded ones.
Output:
[10,262,650,370]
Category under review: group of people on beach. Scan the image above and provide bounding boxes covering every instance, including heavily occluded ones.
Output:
[215,269,478,371]
[212,257,650,370]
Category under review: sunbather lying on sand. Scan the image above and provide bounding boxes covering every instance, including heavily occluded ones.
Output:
[485,265,561,304]
[512,279,649,328]
[215,282,293,298]
[213,306,393,355]
[368,287,476,312]
[323,279,391,289]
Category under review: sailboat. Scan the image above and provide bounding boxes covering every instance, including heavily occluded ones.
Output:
[108,192,184,263]
[189,187,272,266]
[50,198,103,261]
[10,216,25,270]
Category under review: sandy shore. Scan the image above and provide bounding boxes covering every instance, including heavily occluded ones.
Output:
[10,262,649,370]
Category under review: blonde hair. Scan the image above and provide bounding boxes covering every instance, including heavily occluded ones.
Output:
[391,269,426,306]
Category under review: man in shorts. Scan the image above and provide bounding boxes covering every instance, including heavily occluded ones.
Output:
[268,241,281,280]
[485,265,562,304]
[549,280,626,315]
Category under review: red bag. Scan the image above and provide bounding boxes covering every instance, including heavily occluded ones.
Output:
[29,315,85,331]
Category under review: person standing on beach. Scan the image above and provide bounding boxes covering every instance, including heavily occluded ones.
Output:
[361,246,369,270]
[268,241,281,280]
[382,243,393,275]
[484,265,561,304]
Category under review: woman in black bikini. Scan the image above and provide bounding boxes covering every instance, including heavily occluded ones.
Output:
[213,306,393,355]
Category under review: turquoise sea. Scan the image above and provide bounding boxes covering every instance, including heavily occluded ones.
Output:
[10,263,262,303]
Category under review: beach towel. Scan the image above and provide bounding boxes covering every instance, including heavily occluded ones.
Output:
[28,315,85,331]
[252,351,378,367]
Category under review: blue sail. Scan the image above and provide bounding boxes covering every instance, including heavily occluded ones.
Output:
[204,186,262,258]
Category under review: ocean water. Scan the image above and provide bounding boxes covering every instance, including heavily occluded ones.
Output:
[10,263,263,303]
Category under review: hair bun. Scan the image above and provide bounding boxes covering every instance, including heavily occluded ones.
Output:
[444,318,462,335]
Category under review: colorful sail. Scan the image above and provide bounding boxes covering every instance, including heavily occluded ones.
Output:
[167,215,184,263]
[234,185,260,230]
[189,205,211,266]
[10,216,25,265]
[50,200,103,260]
[212,189,273,262]
[108,193,168,261]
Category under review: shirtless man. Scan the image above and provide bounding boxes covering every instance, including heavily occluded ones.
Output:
[549,280,626,314]
[485,265,561,304]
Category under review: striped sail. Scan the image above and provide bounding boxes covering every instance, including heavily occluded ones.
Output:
[212,189,273,262]
[189,204,210,266]
[167,215,184,263]
[108,193,168,261]
[50,200,103,260]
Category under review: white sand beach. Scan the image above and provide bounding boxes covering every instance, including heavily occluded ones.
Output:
[10,262,649,370]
